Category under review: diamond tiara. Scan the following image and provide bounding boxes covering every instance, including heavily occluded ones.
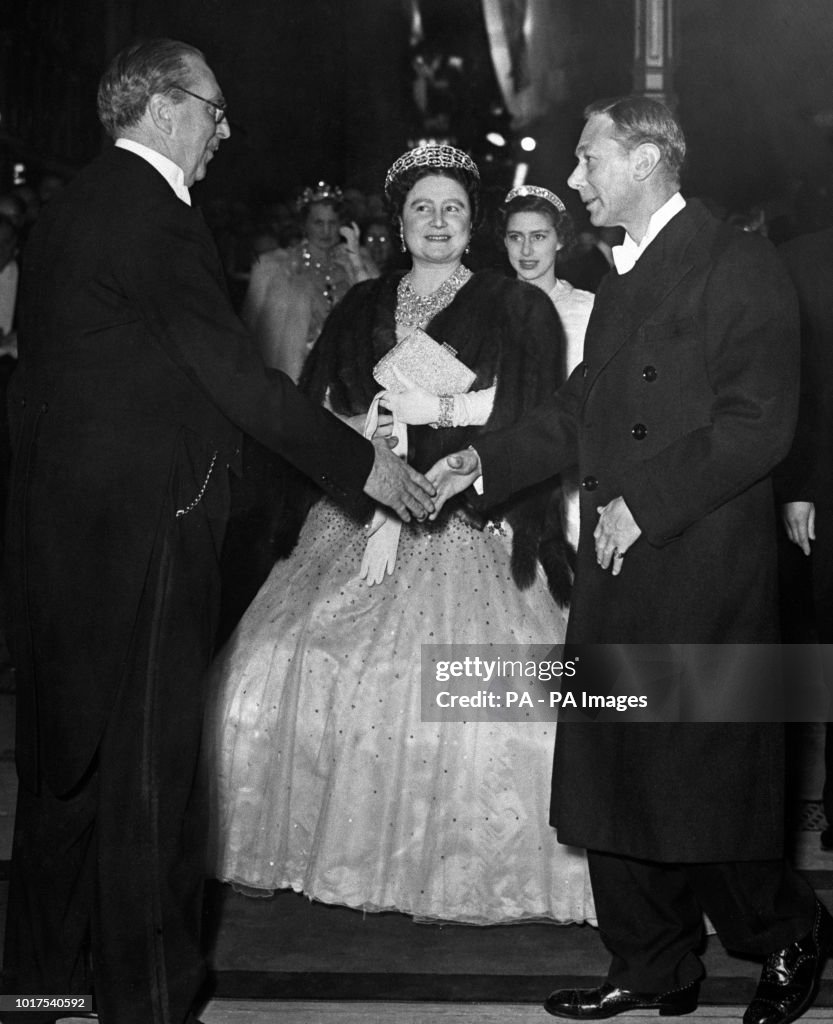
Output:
[384,145,479,197]
[504,185,566,213]
[297,182,343,211]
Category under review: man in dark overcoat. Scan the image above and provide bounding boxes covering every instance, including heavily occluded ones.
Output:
[0,38,434,1024]
[428,96,831,1024]
[776,227,833,853]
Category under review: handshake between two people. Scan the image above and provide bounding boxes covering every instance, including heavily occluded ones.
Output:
[362,429,482,524]
[360,370,483,524]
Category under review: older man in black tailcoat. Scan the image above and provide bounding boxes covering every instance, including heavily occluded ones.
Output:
[429,96,831,1024]
[0,38,434,1024]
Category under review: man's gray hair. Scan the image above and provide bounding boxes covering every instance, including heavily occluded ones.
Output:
[97,38,205,139]
[585,95,686,181]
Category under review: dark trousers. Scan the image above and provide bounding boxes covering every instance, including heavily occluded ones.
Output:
[2,495,223,1024]
[587,850,817,992]
[813,514,833,828]
[777,505,833,828]
[825,724,833,829]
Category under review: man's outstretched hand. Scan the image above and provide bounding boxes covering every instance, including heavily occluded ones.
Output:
[364,438,435,522]
[425,448,482,519]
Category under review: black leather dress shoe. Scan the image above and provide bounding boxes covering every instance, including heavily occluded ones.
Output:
[543,980,700,1019]
[743,900,833,1024]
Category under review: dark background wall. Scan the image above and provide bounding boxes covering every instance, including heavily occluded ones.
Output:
[676,0,833,221]
[124,0,417,201]
[3,0,833,231]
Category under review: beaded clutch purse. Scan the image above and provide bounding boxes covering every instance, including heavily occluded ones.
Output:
[373,328,476,395]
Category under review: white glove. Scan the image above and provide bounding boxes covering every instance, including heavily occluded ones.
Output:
[359,513,402,584]
[381,369,441,425]
[381,369,497,427]
[359,395,406,585]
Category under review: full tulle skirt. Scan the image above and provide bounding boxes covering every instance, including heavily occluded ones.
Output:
[204,499,595,925]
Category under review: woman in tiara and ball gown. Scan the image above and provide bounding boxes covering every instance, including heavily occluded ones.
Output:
[500,185,595,551]
[204,144,595,925]
[242,182,378,382]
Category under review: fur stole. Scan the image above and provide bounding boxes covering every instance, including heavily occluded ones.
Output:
[301,269,573,606]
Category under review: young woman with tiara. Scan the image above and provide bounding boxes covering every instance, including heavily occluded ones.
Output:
[204,145,594,925]
[500,185,595,550]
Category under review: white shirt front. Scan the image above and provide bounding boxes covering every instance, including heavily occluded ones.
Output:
[114,138,191,206]
[611,191,686,275]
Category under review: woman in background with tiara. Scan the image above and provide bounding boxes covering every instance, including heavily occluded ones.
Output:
[218,184,377,641]
[242,182,377,382]
[501,185,595,552]
[205,144,594,926]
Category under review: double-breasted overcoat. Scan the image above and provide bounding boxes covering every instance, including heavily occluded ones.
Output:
[476,200,800,862]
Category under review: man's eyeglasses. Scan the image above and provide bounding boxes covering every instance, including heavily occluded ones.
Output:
[176,86,228,125]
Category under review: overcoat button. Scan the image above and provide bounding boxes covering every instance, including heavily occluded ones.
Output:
[642,365,657,382]
[631,423,647,440]
[581,475,599,491]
